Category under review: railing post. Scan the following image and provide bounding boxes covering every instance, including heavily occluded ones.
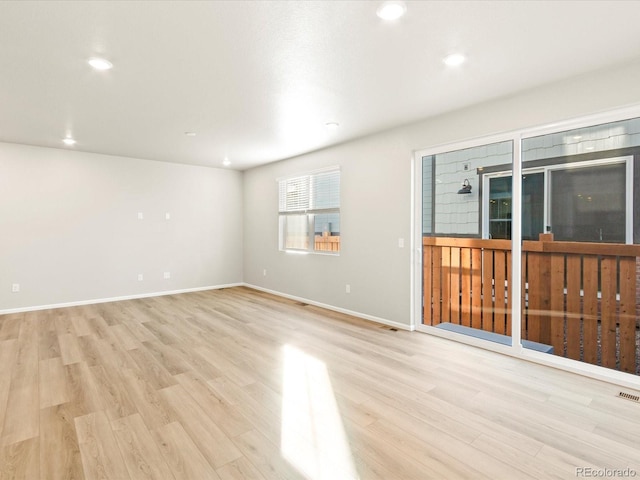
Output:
[423,244,432,326]
[527,233,553,344]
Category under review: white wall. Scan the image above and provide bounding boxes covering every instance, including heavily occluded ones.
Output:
[0,143,243,311]
[243,59,640,328]
[5,60,640,322]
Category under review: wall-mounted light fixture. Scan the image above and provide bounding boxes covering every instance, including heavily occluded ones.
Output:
[457,179,472,194]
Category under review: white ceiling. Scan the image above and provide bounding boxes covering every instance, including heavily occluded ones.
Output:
[2,1,640,170]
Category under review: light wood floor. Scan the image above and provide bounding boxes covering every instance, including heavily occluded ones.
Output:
[1,286,640,480]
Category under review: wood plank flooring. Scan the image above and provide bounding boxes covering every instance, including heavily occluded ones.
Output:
[1,286,640,479]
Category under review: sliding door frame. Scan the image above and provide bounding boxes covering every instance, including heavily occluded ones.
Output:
[411,104,640,390]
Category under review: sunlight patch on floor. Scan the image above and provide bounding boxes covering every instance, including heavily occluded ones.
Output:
[281,344,359,480]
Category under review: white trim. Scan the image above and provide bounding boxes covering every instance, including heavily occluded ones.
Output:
[278,166,341,255]
[519,348,640,390]
[244,283,415,332]
[543,167,549,232]
[409,151,424,329]
[546,156,632,244]
[627,157,634,244]
[0,283,243,315]
[519,103,640,139]
[412,103,640,387]
[483,156,632,242]
[482,173,489,239]
[511,135,523,351]
[414,102,640,160]
[416,324,640,390]
[411,153,422,331]
[415,133,516,160]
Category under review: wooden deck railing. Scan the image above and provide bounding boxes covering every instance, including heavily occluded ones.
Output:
[423,235,640,374]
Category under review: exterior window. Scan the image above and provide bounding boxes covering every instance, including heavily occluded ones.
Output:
[485,158,630,243]
[278,168,340,253]
[488,173,544,240]
[550,163,625,242]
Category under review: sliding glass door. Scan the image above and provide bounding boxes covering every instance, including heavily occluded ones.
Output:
[420,141,515,347]
[416,112,640,379]
[519,120,638,373]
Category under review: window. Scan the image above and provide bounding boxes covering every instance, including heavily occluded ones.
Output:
[550,162,626,242]
[484,157,631,243]
[487,172,544,240]
[278,167,340,253]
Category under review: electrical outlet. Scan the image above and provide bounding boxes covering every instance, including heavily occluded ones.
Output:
[12,283,20,293]
[346,284,351,294]
[138,274,144,281]
[398,238,405,248]
[263,269,267,276]
[164,272,171,279]
[165,212,171,220]
[138,212,144,220]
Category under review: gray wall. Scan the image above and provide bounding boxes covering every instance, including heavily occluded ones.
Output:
[243,59,640,328]
[244,132,412,326]
[0,143,243,311]
[5,59,640,323]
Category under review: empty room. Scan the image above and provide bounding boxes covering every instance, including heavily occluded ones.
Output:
[2,1,640,479]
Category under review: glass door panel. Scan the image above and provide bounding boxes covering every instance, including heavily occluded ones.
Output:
[422,141,515,348]
[521,119,639,377]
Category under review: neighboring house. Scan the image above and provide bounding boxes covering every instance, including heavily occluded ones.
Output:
[423,116,640,243]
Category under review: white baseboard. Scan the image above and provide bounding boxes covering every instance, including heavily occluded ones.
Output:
[1,282,414,333]
[0,283,243,315]
[243,283,414,331]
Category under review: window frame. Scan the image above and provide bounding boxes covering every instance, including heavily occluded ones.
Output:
[482,156,633,243]
[412,105,640,389]
[278,166,341,255]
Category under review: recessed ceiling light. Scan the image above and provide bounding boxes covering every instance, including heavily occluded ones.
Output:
[88,57,113,71]
[184,132,196,137]
[223,158,231,167]
[62,137,76,146]
[443,53,466,67]
[573,135,582,140]
[376,1,406,21]
[325,122,340,129]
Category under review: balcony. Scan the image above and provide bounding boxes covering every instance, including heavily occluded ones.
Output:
[423,234,640,375]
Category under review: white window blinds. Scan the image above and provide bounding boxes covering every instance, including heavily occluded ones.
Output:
[278,168,340,213]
